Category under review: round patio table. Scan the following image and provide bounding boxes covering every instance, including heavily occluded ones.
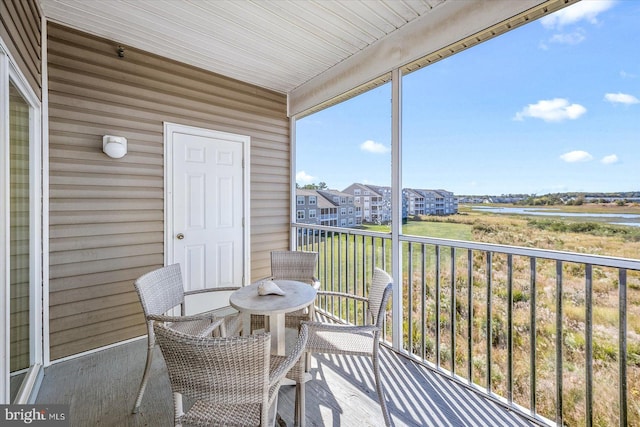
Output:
[230,279,317,355]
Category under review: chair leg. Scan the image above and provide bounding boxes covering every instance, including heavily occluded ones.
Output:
[295,379,306,427]
[267,393,279,426]
[372,347,391,427]
[174,392,184,425]
[132,324,154,414]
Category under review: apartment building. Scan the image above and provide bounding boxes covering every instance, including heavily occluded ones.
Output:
[296,189,358,228]
[404,188,426,215]
[342,183,385,224]
[299,185,457,229]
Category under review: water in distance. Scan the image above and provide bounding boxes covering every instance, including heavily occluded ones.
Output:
[471,206,640,227]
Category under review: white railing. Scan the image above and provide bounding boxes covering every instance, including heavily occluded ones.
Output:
[293,224,640,427]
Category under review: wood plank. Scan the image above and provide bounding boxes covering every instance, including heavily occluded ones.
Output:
[49,324,145,360]
[50,301,142,331]
[49,265,161,293]
[46,26,286,109]
[50,255,163,281]
[49,280,140,306]
[50,231,162,252]
[50,243,163,265]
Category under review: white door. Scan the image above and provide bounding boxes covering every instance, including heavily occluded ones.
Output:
[165,123,249,303]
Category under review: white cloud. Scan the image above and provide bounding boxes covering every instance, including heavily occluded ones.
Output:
[560,150,593,163]
[514,98,587,122]
[620,70,636,79]
[296,170,315,184]
[604,92,640,105]
[360,140,389,154]
[548,30,586,45]
[601,154,619,164]
[541,0,615,29]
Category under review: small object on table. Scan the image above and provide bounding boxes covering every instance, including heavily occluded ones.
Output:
[258,280,286,296]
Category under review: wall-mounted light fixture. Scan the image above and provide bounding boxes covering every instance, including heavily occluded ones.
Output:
[102,135,127,158]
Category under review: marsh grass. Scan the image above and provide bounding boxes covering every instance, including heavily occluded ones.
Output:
[414,209,640,425]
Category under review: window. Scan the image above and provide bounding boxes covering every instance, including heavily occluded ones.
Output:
[309,196,316,205]
[297,196,305,205]
[340,208,346,215]
[1,47,43,403]
[309,209,316,219]
[297,210,305,220]
[348,207,354,215]
[354,189,361,195]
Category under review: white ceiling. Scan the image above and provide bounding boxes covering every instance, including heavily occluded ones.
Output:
[39,0,445,94]
[38,0,571,115]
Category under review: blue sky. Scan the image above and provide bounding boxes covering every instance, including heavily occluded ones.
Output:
[296,0,639,196]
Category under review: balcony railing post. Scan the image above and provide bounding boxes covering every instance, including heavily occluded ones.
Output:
[486,251,492,393]
[585,264,593,427]
[619,268,627,427]
[451,247,456,376]
[422,244,427,361]
[530,257,537,417]
[408,243,414,353]
[507,254,513,403]
[467,249,473,384]
[435,245,441,368]
[555,260,563,426]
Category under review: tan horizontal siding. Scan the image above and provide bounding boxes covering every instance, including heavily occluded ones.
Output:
[0,0,41,98]
[49,265,161,294]
[47,23,290,360]
[50,301,141,331]
[49,280,139,307]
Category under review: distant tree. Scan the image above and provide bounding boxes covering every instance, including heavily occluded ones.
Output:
[299,182,330,190]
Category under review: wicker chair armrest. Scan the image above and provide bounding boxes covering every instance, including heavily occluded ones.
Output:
[315,290,367,302]
[269,324,309,386]
[183,286,240,296]
[147,312,225,324]
[302,320,379,335]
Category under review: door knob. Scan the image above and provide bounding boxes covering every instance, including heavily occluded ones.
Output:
[176,233,184,240]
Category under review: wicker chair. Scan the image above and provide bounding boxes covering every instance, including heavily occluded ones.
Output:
[154,322,309,427]
[303,267,393,426]
[132,263,242,414]
[250,251,319,332]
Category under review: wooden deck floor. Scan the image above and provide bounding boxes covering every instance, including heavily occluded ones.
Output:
[35,335,539,427]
